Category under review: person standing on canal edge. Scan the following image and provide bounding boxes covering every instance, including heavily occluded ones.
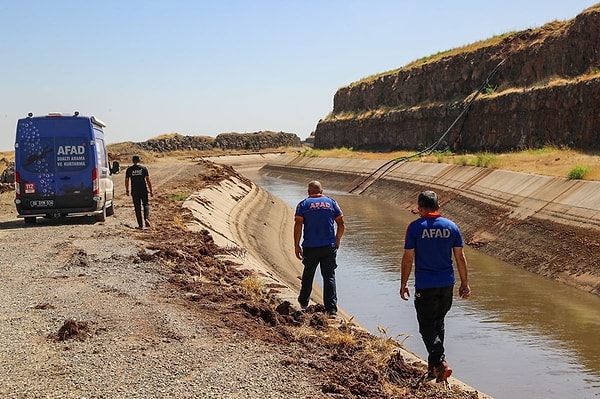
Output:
[294,180,345,318]
[400,190,470,383]
[125,155,153,230]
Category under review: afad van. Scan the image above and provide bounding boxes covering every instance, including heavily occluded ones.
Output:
[14,112,117,224]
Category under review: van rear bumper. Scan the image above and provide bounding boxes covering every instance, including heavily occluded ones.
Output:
[16,209,104,218]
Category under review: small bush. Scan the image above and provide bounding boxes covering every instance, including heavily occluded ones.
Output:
[455,156,470,166]
[169,192,188,201]
[240,275,265,298]
[475,153,499,168]
[299,149,320,157]
[432,150,452,163]
[567,165,590,180]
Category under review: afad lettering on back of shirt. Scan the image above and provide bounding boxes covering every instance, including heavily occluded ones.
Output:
[421,228,451,238]
[309,201,332,210]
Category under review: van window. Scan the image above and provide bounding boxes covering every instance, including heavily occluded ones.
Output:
[95,136,108,170]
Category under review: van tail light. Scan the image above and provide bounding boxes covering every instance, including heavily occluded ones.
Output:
[15,171,21,198]
[92,168,99,195]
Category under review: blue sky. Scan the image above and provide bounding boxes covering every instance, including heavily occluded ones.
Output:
[1,1,597,151]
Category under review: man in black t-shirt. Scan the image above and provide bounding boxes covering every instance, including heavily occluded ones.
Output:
[125,155,153,229]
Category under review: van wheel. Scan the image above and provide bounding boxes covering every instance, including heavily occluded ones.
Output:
[106,201,114,217]
[24,217,36,224]
[95,205,107,222]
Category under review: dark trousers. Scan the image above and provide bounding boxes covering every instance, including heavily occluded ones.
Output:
[132,191,150,228]
[414,285,453,367]
[298,245,338,312]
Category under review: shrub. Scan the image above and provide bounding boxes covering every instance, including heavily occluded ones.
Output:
[455,156,470,166]
[169,192,188,201]
[475,153,499,168]
[567,165,589,180]
[299,149,320,157]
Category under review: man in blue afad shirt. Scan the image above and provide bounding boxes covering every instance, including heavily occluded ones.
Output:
[400,190,470,383]
[294,181,345,318]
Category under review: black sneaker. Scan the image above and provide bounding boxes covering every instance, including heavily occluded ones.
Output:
[327,310,337,319]
[425,365,436,381]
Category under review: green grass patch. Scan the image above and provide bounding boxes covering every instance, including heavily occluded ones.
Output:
[454,156,470,166]
[299,149,321,157]
[432,150,454,163]
[523,145,561,154]
[474,153,500,168]
[169,192,188,201]
[567,165,590,180]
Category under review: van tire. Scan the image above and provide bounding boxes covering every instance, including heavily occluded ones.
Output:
[106,191,115,217]
[106,202,114,217]
[24,217,36,224]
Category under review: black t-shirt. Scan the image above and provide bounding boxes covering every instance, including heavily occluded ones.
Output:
[125,164,149,195]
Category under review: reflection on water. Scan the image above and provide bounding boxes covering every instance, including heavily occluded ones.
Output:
[242,170,600,399]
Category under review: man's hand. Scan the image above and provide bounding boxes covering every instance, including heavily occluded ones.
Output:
[400,285,410,301]
[294,245,303,260]
[459,283,471,299]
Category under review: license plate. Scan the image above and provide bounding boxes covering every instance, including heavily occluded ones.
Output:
[30,200,54,208]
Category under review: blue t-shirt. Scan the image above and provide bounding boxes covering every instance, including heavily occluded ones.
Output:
[295,196,343,248]
[404,213,464,290]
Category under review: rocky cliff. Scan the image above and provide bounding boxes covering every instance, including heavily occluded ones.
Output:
[137,131,301,153]
[314,4,600,152]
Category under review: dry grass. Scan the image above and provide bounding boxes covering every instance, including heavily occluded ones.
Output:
[299,146,600,181]
[240,274,266,299]
[4,144,600,181]
[0,151,14,162]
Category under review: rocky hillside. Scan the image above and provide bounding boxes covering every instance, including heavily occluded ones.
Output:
[314,4,600,152]
[136,131,301,153]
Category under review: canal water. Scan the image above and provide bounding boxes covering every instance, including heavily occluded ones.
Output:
[242,170,600,399]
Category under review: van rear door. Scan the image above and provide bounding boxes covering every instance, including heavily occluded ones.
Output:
[15,116,96,214]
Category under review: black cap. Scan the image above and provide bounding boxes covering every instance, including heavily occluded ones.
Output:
[418,190,439,209]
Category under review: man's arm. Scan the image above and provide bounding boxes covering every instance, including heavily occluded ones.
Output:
[293,216,303,260]
[400,249,414,300]
[334,215,345,248]
[145,176,153,196]
[125,176,130,196]
[453,246,470,298]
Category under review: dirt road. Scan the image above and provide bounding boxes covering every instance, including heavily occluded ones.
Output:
[0,159,331,398]
[0,157,483,398]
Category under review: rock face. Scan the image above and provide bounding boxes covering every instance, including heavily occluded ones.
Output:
[214,132,301,151]
[314,5,600,152]
[136,131,301,152]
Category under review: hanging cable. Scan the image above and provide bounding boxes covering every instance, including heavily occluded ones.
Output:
[349,58,505,194]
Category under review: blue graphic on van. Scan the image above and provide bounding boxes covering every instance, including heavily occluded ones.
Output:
[17,121,55,195]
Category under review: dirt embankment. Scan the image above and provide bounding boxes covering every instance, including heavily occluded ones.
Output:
[0,157,486,399]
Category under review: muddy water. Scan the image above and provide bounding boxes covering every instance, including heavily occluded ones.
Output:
[244,171,600,399]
